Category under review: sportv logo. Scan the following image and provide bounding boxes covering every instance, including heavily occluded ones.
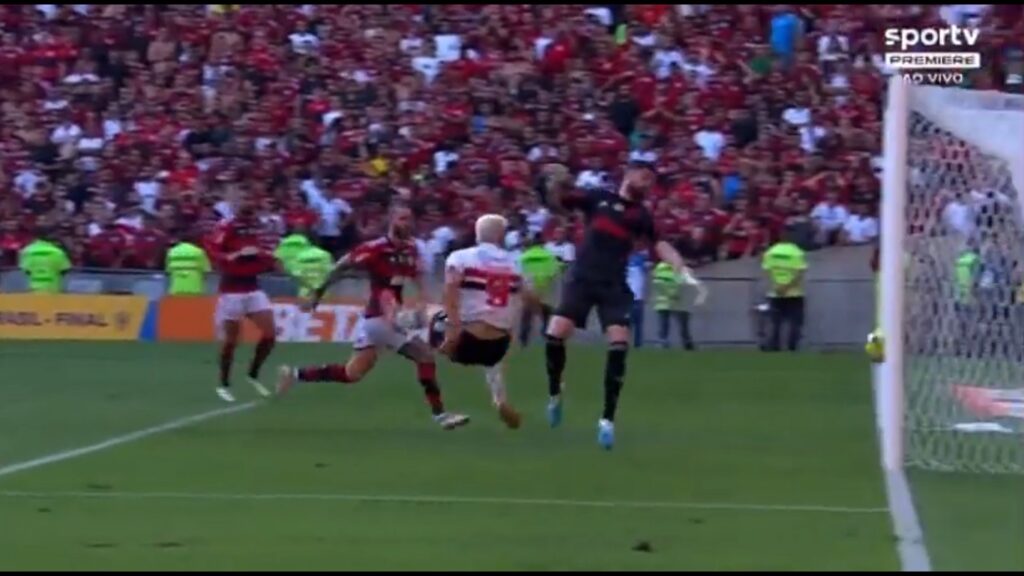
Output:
[884,26,980,52]
[884,26,982,71]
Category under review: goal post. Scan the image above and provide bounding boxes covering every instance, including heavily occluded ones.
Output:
[880,77,1024,474]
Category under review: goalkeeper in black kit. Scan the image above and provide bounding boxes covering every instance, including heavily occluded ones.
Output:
[541,166,692,450]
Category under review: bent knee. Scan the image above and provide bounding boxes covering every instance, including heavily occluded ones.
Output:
[546,316,575,339]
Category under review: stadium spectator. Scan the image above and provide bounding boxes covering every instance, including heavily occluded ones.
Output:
[841,203,880,245]
[0,3,1020,278]
[811,191,850,246]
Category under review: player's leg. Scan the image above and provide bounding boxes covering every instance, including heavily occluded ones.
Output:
[214,294,245,402]
[595,285,635,450]
[217,319,241,402]
[518,305,533,347]
[540,303,552,338]
[277,319,378,396]
[245,298,276,397]
[544,278,592,427]
[280,347,376,393]
[397,336,469,429]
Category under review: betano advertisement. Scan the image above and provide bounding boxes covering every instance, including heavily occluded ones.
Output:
[159,297,370,343]
[0,294,155,341]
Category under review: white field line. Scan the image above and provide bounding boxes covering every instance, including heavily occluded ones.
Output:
[884,469,933,572]
[0,489,888,515]
[0,402,258,479]
[872,365,932,572]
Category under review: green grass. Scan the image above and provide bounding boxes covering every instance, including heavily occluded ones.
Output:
[0,343,1015,570]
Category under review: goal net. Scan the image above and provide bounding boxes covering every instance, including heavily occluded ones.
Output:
[885,83,1024,474]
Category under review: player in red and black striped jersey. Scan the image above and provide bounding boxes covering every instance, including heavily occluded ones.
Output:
[276,204,469,430]
[543,165,691,449]
[207,202,278,402]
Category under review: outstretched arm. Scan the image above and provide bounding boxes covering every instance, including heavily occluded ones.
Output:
[306,253,358,310]
[655,240,708,304]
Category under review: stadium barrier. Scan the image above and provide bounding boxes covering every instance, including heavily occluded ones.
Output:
[157,297,443,343]
[0,293,155,341]
[158,297,363,343]
[1,245,876,347]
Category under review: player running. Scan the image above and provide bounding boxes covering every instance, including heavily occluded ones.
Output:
[429,214,537,430]
[276,203,470,430]
[209,197,277,402]
[543,166,692,449]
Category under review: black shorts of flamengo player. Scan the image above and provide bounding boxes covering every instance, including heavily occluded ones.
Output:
[451,330,512,368]
[554,276,633,330]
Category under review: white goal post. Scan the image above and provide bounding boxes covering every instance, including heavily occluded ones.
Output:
[881,77,1024,474]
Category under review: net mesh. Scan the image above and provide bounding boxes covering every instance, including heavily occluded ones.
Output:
[902,87,1024,474]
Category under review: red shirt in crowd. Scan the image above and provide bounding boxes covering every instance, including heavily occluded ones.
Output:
[87,227,130,269]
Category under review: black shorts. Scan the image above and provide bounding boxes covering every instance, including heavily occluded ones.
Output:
[554,276,633,330]
[451,331,511,368]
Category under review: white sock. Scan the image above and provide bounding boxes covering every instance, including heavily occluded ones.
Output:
[484,366,505,406]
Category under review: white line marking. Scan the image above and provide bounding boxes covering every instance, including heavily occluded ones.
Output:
[872,365,932,572]
[884,469,933,572]
[0,402,258,479]
[0,490,888,515]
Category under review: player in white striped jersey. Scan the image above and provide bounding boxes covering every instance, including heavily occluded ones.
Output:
[432,214,539,429]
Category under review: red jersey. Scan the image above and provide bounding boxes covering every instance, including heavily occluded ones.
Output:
[209,220,276,293]
[348,236,420,319]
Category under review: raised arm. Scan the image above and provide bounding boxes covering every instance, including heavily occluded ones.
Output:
[540,171,594,216]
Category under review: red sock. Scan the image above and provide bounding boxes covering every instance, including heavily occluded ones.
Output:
[298,364,355,383]
[248,336,276,379]
[219,343,236,387]
[417,362,444,415]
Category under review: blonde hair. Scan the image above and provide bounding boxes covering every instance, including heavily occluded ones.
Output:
[475,214,508,245]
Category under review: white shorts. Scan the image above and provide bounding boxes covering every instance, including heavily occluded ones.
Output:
[353,316,415,351]
[216,291,272,324]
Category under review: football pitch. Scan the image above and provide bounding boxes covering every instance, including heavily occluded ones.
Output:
[0,342,1020,571]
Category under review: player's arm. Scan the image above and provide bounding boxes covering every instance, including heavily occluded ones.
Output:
[305,250,364,310]
[541,173,594,216]
[653,238,707,304]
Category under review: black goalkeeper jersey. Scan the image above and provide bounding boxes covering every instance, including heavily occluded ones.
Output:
[562,188,657,283]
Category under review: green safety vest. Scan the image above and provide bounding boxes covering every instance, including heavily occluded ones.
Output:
[18,240,71,294]
[519,246,561,302]
[165,242,211,295]
[955,251,979,303]
[652,262,684,311]
[274,234,312,276]
[292,245,334,298]
[762,242,808,297]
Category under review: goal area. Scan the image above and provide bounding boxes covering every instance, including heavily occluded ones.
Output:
[880,79,1024,475]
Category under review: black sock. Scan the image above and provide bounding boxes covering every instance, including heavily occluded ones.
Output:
[602,342,628,421]
[545,335,566,397]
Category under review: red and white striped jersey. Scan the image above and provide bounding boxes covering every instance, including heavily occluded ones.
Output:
[445,243,524,330]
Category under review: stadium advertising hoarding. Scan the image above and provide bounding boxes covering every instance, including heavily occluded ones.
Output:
[0,294,154,341]
[158,297,369,343]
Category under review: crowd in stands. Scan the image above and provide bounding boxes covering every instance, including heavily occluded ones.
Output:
[0,4,1021,273]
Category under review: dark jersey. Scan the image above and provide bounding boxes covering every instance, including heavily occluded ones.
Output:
[560,188,657,282]
[348,236,421,318]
